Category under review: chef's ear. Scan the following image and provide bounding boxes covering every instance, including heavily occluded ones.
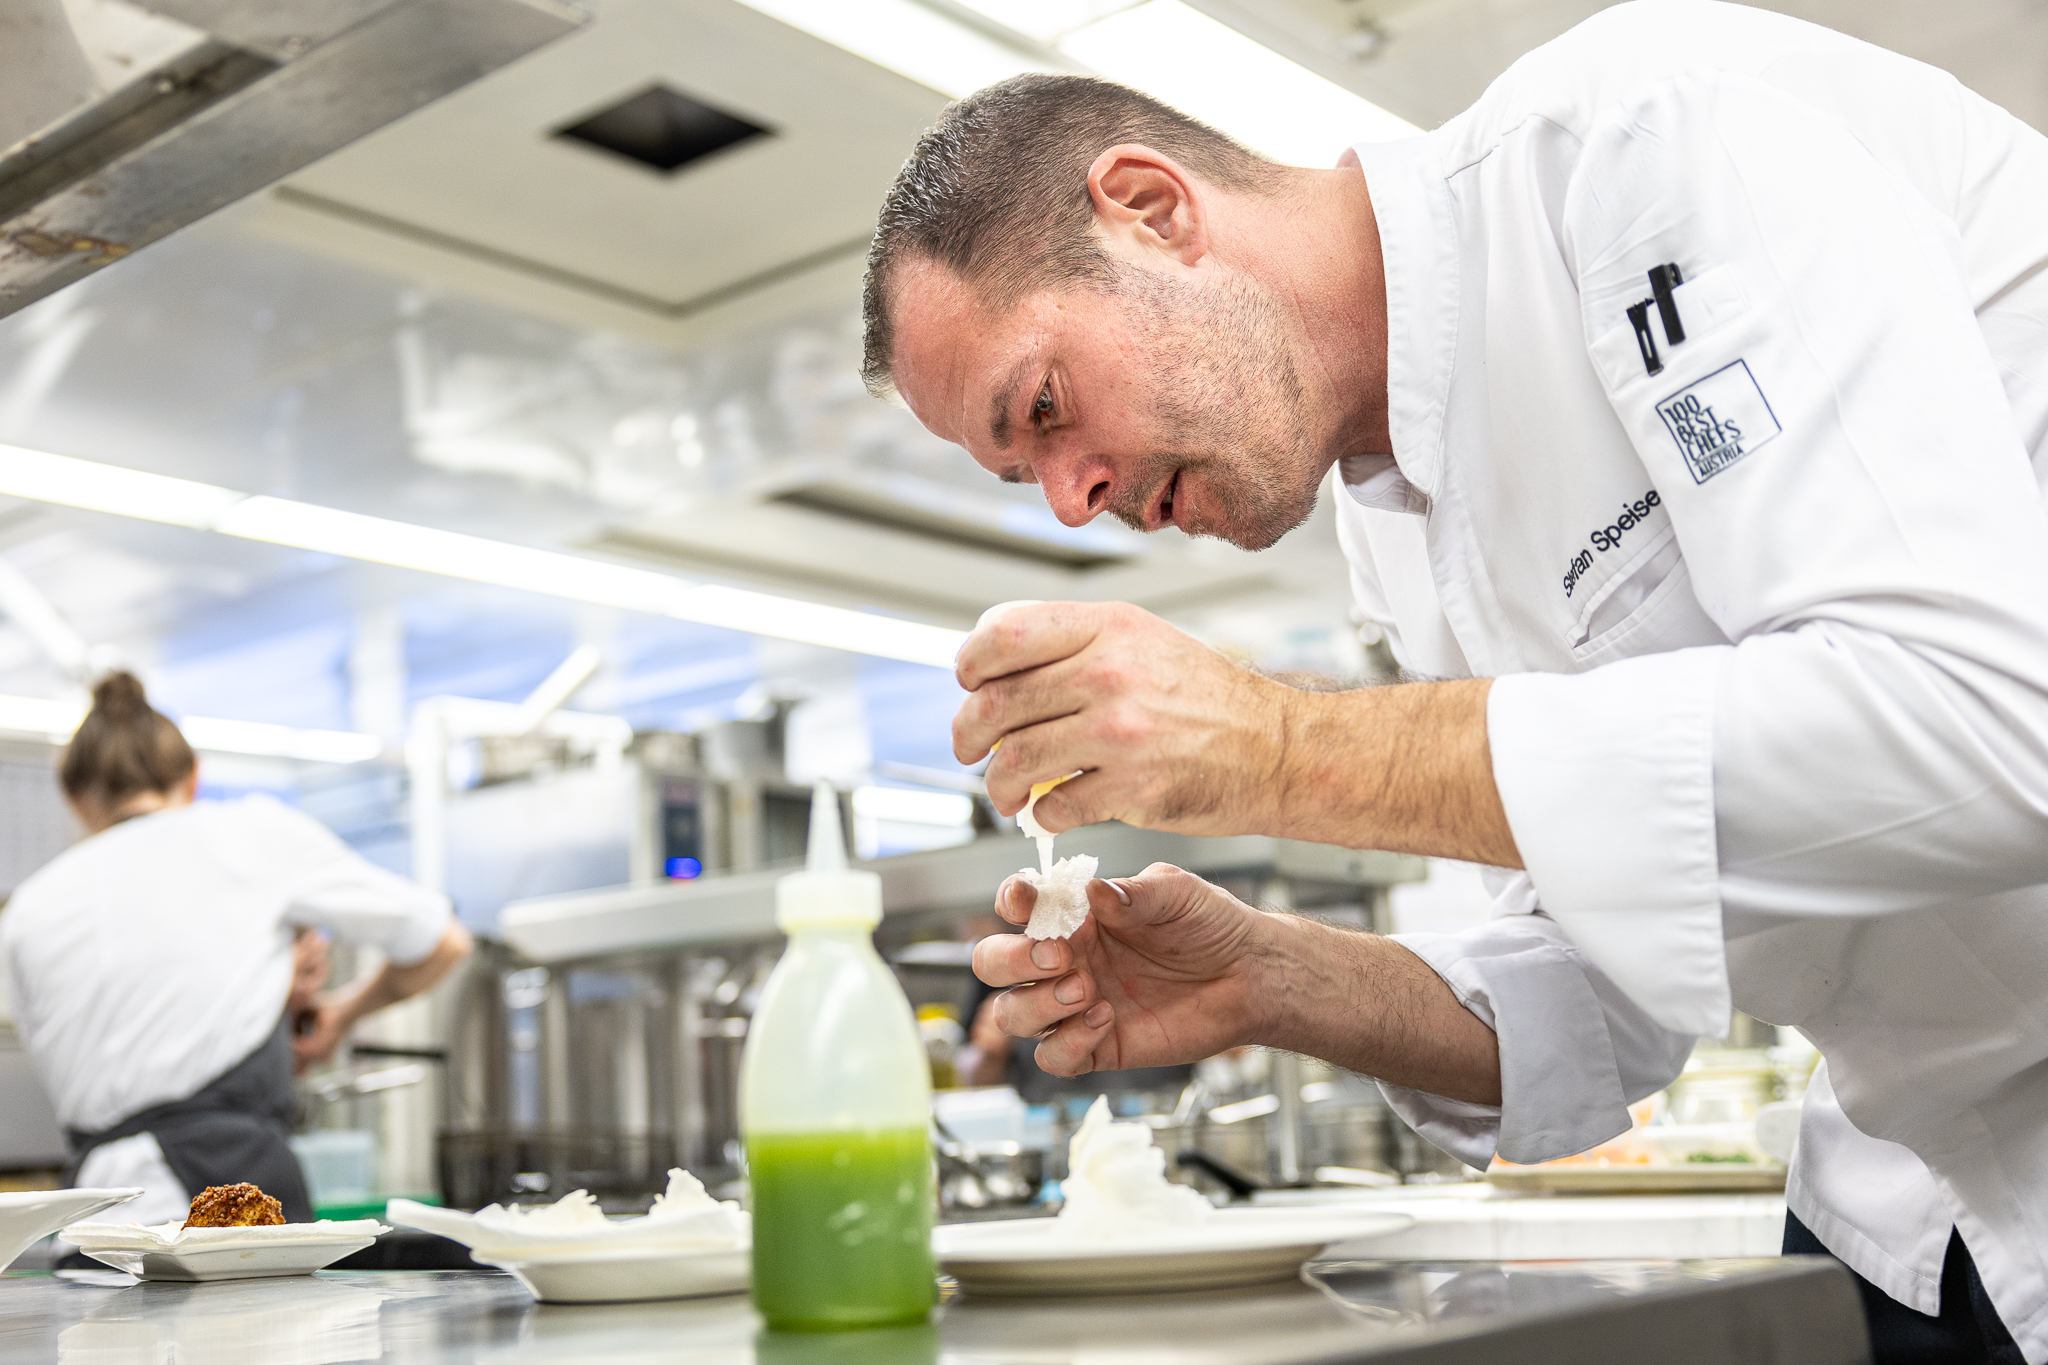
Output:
[1086,143,1209,268]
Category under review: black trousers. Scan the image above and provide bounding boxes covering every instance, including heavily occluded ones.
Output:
[1784,1209,2026,1364]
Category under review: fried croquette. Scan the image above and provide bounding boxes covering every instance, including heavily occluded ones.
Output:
[183,1182,285,1227]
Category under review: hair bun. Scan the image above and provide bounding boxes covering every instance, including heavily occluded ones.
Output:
[89,670,151,717]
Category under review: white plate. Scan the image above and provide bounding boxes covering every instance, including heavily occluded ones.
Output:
[80,1238,377,1282]
[64,1220,387,1282]
[0,1188,140,1271]
[933,1207,1413,1297]
[478,1245,750,1304]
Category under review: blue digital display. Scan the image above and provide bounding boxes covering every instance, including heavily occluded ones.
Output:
[665,856,703,880]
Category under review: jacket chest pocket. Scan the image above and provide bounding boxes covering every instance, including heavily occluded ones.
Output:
[1569,527,1687,659]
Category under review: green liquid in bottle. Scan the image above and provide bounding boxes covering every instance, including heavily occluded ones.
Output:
[747,1128,936,1332]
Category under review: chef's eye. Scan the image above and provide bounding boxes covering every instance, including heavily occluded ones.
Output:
[1032,382,1055,425]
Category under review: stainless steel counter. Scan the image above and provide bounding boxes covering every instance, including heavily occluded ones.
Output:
[0,1258,1867,1364]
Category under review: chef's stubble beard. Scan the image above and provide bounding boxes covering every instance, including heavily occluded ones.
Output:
[1105,267,1323,552]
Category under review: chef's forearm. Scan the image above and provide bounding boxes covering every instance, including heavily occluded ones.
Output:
[1270,678,1522,869]
[335,923,473,1026]
[1251,912,1503,1106]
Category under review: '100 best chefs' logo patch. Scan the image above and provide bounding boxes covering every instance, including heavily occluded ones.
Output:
[1656,359,1781,483]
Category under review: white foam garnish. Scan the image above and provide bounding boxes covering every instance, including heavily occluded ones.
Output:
[486,1187,606,1231]
[1056,1096,1213,1239]
[385,1167,748,1255]
[1020,853,1097,940]
[647,1167,719,1216]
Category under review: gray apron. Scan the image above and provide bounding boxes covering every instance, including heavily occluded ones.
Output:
[63,1015,313,1223]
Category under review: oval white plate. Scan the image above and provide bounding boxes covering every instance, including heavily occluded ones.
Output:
[478,1245,750,1303]
[933,1207,1413,1297]
[64,1220,388,1282]
[0,1188,140,1271]
[79,1237,378,1281]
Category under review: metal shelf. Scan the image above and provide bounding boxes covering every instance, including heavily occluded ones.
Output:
[498,825,1425,964]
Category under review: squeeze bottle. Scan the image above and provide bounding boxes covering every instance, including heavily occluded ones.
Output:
[739,783,936,1332]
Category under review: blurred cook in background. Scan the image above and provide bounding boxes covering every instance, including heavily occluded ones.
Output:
[0,673,471,1226]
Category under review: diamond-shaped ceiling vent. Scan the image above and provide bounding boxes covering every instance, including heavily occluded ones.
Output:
[553,83,771,174]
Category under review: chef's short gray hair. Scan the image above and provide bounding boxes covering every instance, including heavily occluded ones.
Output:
[860,74,1280,398]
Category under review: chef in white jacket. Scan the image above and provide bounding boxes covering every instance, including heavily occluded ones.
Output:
[862,2,2048,1359]
[1,672,470,1228]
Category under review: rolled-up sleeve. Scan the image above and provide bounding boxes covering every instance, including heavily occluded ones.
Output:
[1380,898,1695,1167]
[1489,72,2048,1035]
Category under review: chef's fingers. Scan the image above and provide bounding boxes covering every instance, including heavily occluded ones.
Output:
[1033,1004,1115,1077]
[976,712,1111,815]
[954,602,1110,693]
[1016,769,1111,835]
[996,873,1036,926]
[951,652,1090,767]
[991,971,1096,1039]
[972,926,1070,988]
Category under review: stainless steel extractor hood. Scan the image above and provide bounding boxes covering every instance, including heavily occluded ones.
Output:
[0,0,587,321]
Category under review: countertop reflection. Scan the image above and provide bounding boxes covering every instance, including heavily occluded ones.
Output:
[0,1256,1861,1365]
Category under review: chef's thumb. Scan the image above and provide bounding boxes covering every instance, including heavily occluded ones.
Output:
[1091,862,1210,927]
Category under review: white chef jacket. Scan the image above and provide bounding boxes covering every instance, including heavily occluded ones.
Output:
[1327,0,2048,1351]
[0,794,450,1221]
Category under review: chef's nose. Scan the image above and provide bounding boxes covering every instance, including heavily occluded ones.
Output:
[1038,452,1116,527]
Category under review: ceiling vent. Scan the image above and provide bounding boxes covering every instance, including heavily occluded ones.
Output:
[553,83,770,175]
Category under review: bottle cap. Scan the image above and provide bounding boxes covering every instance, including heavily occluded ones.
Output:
[776,782,882,930]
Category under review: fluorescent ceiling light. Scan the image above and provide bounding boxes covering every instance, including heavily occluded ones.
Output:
[737,0,1418,158]
[0,443,969,668]
[0,695,83,741]
[736,0,1050,94]
[178,717,386,765]
[0,691,383,763]
[1056,3,1420,161]
[853,784,975,826]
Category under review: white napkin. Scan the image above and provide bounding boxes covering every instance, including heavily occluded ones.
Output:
[61,1218,387,1252]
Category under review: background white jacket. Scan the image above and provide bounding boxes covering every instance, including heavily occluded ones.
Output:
[1332,1,2048,1350]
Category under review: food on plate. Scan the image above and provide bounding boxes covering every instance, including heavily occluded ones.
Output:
[1056,1096,1212,1240]
[184,1183,284,1228]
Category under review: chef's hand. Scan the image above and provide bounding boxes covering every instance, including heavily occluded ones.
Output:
[971,864,1270,1076]
[288,929,330,1018]
[292,1001,349,1074]
[952,600,1522,867]
[288,924,474,1075]
[953,602,1290,837]
[973,863,1505,1103]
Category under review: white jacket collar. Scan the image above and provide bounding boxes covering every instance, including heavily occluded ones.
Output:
[1338,136,1459,515]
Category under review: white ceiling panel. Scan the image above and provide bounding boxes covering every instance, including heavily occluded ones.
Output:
[265,0,946,333]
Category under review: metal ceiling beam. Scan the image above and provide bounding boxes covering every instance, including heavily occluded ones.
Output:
[0,0,586,322]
